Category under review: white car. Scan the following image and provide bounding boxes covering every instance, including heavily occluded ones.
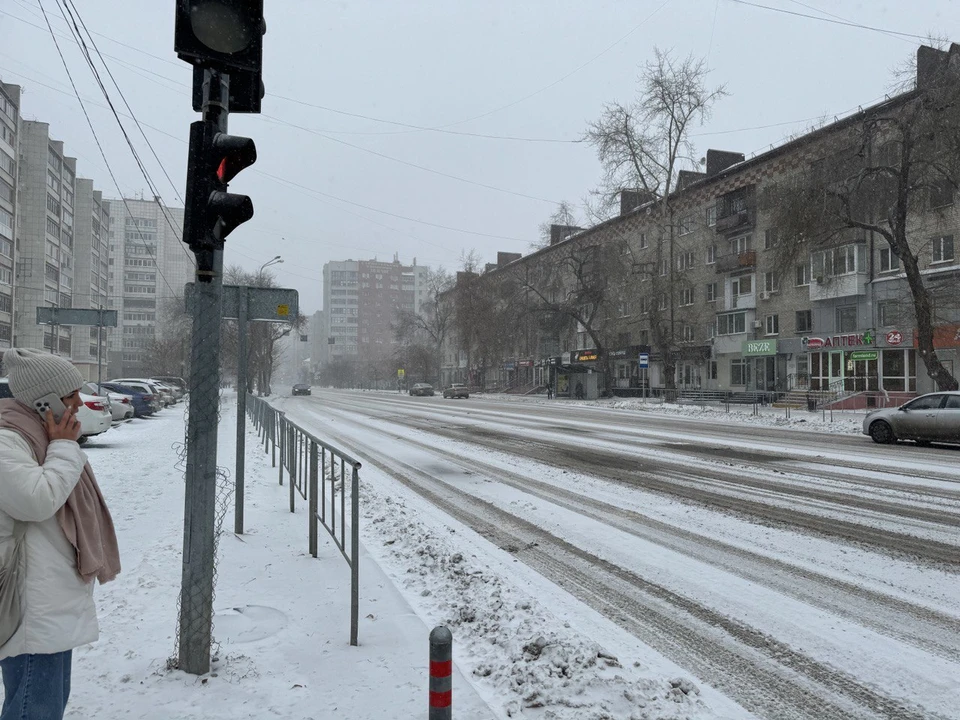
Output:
[76,392,112,442]
[83,383,134,422]
[109,379,170,408]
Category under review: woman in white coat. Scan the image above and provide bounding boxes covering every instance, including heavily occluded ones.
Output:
[0,348,120,719]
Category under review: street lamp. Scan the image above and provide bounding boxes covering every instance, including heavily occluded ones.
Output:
[257,255,282,284]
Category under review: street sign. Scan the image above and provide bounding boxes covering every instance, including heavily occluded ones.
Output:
[849,350,878,361]
[186,283,298,322]
[398,369,405,378]
[36,307,118,327]
[638,353,649,368]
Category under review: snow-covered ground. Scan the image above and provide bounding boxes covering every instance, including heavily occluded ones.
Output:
[14,388,955,719]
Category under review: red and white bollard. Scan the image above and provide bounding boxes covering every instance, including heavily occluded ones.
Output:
[429,626,452,719]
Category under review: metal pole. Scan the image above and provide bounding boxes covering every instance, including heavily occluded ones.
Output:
[350,463,360,647]
[235,286,249,535]
[309,443,318,557]
[178,69,228,677]
[429,626,452,719]
[97,305,104,388]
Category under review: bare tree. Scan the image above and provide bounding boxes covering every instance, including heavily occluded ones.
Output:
[771,45,960,391]
[585,48,727,390]
[534,201,582,250]
[144,294,191,377]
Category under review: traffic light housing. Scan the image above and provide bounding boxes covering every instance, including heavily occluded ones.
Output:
[176,0,265,113]
[183,120,256,268]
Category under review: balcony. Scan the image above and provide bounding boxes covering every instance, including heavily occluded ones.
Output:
[809,273,867,302]
[723,292,756,311]
[715,250,757,273]
[715,208,754,234]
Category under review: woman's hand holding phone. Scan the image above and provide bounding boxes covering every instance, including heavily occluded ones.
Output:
[45,407,82,442]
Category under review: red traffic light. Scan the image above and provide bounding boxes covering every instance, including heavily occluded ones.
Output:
[212,132,256,184]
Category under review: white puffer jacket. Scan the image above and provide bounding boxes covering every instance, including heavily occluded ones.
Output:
[0,429,98,659]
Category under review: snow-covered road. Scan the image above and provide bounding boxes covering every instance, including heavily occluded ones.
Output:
[273,389,960,720]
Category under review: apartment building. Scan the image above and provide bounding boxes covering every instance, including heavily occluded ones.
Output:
[321,256,430,369]
[0,82,18,353]
[441,44,960,402]
[105,197,190,377]
[71,178,111,378]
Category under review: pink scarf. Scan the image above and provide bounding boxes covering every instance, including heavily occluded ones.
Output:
[0,399,120,584]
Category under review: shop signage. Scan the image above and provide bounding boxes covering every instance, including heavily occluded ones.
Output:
[518,359,533,368]
[849,350,878,361]
[574,349,599,362]
[503,361,516,370]
[803,331,874,350]
[885,330,904,346]
[743,339,777,356]
[913,324,960,350]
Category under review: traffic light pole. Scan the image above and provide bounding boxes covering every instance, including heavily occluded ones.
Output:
[178,68,228,677]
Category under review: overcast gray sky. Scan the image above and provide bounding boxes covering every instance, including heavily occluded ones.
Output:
[1,0,955,312]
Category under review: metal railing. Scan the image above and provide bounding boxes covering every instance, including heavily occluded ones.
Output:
[246,394,362,646]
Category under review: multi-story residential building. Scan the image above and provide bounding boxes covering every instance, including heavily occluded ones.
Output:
[0,82,18,353]
[105,197,190,377]
[321,256,430,377]
[72,179,111,379]
[441,44,960,404]
[14,120,81,359]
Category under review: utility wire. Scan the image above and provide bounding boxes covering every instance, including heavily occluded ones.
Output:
[52,0,193,268]
[35,0,181,300]
[725,0,931,41]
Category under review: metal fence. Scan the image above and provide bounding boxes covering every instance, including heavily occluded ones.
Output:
[246,394,361,646]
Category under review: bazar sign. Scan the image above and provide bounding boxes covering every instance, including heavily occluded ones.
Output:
[804,331,874,350]
[742,339,777,356]
[574,349,599,362]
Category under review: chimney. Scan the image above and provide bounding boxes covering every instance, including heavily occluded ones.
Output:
[484,263,498,274]
[549,225,584,245]
[916,44,955,88]
[677,170,707,190]
[497,251,522,267]
[706,149,745,177]
[619,189,656,216]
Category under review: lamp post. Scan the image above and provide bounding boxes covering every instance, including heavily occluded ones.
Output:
[256,254,283,285]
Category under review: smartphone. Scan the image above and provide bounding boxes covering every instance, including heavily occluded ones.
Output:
[33,393,68,422]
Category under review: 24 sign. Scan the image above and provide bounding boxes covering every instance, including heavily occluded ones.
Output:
[886,330,904,346]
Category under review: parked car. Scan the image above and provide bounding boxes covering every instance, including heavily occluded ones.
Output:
[152,376,187,395]
[292,383,311,396]
[110,378,172,407]
[100,382,158,417]
[409,383,435,397]
[863,391,960,446]
[442,383,470,399]
[76,392,113,442]
[151,378,185,400]
[83,382,134,421]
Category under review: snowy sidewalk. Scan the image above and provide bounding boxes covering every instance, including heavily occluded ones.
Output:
[59,402,496,719]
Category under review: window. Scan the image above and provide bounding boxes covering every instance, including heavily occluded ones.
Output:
[709,361,717,380]
[765,314,779,335]
[658,258,668,276]
[46,194,61,216]
[657,294,668,311]
[681,325,694,342]
[795,262,810,286]
[678,251,695,271]
[638,233,647,249]
[680,287,694,306]
[638,296,648,314]
[904,395,944,411]
[878,300,899,327]
[0,151,13,176]
[731,274,752,296]
[932,235,955,263]
[878,247,900,273]
[717,312,746,335]
[930,179,955,209]
[678,215,693,236]
[763,271,779,293]
[47,170,60,194]
[706,282,718,303]
[764,228,778,249]
[0,178,12,205]
[705,205,716,227]
[796,310,812,333]
[812,244,863,279]
[0,208,11,240]
[706,244,716,264]
[836,305,858,333]
[46,217,60,239]
[729,234,751,254]
[731,358,750,385]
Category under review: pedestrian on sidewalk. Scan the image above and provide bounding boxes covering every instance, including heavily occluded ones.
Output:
[0,349,121,720]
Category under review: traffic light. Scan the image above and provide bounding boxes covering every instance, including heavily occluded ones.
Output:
[176,0,265,113]
[183,120,256,270]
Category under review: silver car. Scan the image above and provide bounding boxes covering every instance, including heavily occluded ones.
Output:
[863,391,960,446]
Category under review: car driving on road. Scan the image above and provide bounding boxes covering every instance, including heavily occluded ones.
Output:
[409,383,434,397]
[442,383,469,399]
[863,390,960,446]
[292,383,311,396]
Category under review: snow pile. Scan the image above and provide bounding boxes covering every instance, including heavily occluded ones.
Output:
[364,491,708,719]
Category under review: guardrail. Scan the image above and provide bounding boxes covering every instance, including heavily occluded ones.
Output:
[246,394,361,646]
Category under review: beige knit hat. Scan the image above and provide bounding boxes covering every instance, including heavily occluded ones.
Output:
[3,348,85,406]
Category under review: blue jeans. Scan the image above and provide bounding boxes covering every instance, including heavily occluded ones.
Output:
[0,651,72,720]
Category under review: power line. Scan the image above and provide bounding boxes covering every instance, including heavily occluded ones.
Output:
[724,0,931,41]
[35,0,181,300]
[52,0,193,269]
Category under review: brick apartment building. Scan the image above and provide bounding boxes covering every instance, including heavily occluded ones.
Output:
[441,44,960,405]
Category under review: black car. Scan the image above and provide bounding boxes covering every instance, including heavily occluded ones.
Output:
[409,383,435,397]
[292,383,311,396]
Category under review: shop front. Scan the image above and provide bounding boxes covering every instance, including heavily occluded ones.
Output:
[805,330,917,394]
[609,344,652,390]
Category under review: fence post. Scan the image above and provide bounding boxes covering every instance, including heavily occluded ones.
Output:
[350,463,361,647]
[309,442,318,557]
[289,431,297,513]
[278,416,285,485]
[271,411,277,468]
[429,626,452,719]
